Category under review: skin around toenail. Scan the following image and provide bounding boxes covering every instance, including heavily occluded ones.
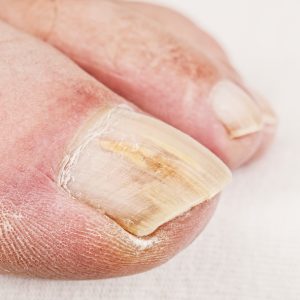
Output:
[252,92,278,125]
[211,81,264,138]
[58,105,231,237]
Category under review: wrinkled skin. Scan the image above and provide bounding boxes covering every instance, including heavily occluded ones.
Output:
[0,1,276,279]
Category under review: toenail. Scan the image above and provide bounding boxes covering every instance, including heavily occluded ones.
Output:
[211,80,264,138]
[58,105,231,237]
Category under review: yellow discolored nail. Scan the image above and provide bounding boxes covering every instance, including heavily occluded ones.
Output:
[59,105,231,237]
[211,80,264,138]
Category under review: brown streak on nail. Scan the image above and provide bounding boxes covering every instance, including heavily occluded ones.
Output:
[99,139,177,177]
[98,139,199,191]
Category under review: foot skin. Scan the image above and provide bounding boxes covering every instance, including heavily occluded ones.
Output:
[0,0,277,168]
[0,1,276,279]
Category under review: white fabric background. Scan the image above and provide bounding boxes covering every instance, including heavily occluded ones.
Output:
[0,0,299,299]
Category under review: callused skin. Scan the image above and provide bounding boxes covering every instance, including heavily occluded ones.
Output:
[0,21,219,279]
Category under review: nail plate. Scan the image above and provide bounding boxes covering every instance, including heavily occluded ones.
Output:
[59,105,231,237]
[211,80,264,138]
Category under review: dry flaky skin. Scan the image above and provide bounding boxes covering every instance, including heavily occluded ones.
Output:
[59,106,231,237]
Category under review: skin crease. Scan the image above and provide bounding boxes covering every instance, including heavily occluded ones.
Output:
[0,1,277,279]
[0,0,276,168]
[0,21,218,279]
